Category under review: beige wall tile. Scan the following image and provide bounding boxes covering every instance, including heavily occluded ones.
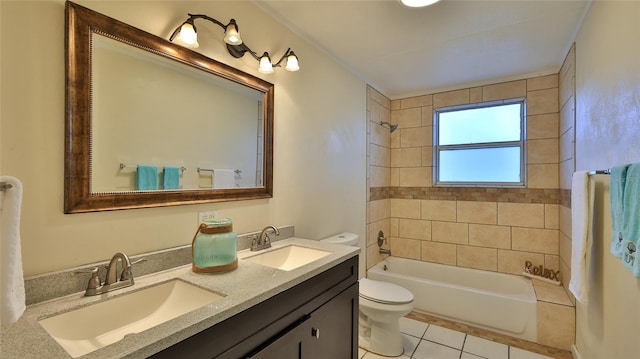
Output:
[559,232,572,273]
[391,107,422,128]
[368,219,390,246]
[545,204,559,229]
[369,165,390,187]
[527,163,559,189]
[559,160,574,190]
[422,147,433,166]
[433,89,470,108]
[368,86,391,109]
[390,237,421,260]
[366,243,387,269]
[498,250,545,275]
[401,95,432,108]
[559,128,574,163]
[391,198,421,219]
[391,148,422,167]
[560,205,572,237]
[457,245,498,271]
[544,254,561,273]
[432,221,468,244]
[559,96,575,135]
[528,139,559,164]
[369,143,390,167]
[401,126,432,147]
[527,88,559,115]
[421,241,457,265]
[469,224,511,249]
[527,74,559,91]
[421,106,434,126]
[537,302,575,350]
[390,129,400,148]
[399,218,432,240]
[498,202,545,228]
[399,167,432,187]
[470,87,482,103]
[512,227,559,254]
[457,201,497,224]
[482,80,527,102]
[390,99,401,111]
[390,168,400,186]
[422,200,457,221]
[368,199,390,223]
[527,113,559,140]
[390,218,399,237]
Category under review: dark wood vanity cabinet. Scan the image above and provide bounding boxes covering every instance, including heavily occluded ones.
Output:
[150,256,358,359]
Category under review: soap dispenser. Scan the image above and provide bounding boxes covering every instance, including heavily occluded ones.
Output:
[191,218,238,273]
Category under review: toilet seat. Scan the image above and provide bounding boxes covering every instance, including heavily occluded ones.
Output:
[359,278,413,305]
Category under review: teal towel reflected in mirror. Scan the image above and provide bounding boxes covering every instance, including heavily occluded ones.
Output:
[136,165,158,190]
[163,166,180,190]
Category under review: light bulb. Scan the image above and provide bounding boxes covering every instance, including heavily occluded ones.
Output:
[176,22,199,48]
[224,20,242,45]
[258,53,274,74]
[399,0,441,7]
[285,51,299,72]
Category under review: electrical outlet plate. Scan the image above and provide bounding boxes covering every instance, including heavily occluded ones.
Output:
[198,210,218,223]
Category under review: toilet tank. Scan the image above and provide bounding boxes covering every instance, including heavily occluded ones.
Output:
[321,232,359,246]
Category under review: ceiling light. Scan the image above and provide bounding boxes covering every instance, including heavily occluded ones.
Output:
[170,13,299,74]
[399,0,442,7]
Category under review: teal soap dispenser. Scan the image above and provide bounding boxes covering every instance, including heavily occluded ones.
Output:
[191,218,238,273]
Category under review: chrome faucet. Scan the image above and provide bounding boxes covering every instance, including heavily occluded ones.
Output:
[76,252,145,296]
[251,225,280,251]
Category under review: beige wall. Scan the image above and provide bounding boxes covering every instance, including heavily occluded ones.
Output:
[573,2,640,358]
[0,1,367,276]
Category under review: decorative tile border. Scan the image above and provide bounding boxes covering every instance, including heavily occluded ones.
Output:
[371,186,560,204]
[560,189,571,208]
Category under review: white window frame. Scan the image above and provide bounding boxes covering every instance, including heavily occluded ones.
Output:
[433,98,526,188]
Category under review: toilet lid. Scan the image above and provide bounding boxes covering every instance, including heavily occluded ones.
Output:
[359,278,413,305]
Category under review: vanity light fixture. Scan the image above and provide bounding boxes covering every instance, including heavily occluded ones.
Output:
[398,0,442,7]
[169,13,300,74]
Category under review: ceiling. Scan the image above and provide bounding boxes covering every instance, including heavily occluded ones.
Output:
[257,0,592,99]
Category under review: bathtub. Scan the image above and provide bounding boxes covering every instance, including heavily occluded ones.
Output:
[368,257,537,341]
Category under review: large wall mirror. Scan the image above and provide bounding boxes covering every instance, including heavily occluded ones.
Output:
[65,2,274,213]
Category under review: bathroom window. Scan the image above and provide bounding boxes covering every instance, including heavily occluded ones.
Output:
[433,99,525,187]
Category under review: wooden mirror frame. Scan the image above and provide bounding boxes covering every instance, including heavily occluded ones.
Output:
[64,2,274,213]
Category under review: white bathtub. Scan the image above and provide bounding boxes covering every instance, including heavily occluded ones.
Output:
[368,257,537,341]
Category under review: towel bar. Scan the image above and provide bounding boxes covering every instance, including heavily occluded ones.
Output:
[197,168,241,175]
[119,163,186,173]
[588,169,611,175]
[0,182,13,191]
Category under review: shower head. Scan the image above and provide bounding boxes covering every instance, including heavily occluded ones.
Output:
[380,121,399,133]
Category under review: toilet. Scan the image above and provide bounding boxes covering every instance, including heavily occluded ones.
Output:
[321,232,415,357]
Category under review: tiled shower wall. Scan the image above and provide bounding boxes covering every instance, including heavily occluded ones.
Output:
[558,44,577,302]
[367,76,562,277]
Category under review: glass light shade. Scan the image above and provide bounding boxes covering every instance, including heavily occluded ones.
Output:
[285,52,300,72]
[399,0,441,7]
[224,22,242,45]
[258,53,274,74]
[176,23,199,48]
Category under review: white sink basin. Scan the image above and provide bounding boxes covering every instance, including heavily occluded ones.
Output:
[39,279,224,358]
[242,245,331,271]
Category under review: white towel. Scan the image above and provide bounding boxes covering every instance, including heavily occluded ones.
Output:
[569,171,594,303]
[212,169,235,189]
[1,176,25,324]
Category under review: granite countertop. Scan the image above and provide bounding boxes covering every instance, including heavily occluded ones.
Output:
[0,238,359,359]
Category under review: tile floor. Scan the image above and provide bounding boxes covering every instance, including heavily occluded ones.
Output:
[358,317,556,359]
